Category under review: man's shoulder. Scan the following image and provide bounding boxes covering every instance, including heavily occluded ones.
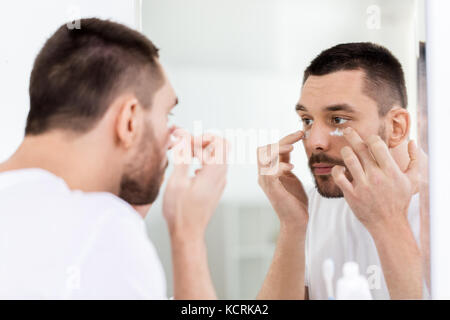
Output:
[75,190,142,223]
[70,193,166,299]
[0,168,145,240]
[68,191,149,251]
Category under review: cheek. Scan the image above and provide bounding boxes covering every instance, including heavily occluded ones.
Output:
[149,119,169,144]
[350,121,381,140]
[302,140,313,158]
[154,120,167,134]
[160,133,174,160]
[332,138,349,158]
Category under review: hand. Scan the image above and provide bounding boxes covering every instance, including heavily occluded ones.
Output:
[163,130,228,242]
[257,130,308,232]
[417,145,429,191]
[331,127,419,232]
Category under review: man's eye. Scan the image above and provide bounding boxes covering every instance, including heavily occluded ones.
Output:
[332,117,348,125]
[302,118,313,126]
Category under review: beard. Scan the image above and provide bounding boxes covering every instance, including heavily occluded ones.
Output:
[309,124,386,198]
[309,153,349,198]
[118,123,167,205]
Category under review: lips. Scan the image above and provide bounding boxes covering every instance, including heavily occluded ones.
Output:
[312,163,334,175]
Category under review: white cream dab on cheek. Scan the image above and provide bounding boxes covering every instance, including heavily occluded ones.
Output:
[329,128,344,137]
[304,129,311,139]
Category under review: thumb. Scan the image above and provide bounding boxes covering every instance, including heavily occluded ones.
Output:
[171,130,193,179]
[331,165,354,197]
[405,140,419,193]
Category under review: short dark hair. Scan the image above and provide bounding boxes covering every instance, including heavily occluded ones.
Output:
[26,18,163,135]
[303,42,407,116]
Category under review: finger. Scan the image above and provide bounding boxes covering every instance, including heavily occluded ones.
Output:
[343,127,376,170]
[171,132,193,178]
[405,140,419,192]
[279,130,304,146]
[366,135,398,174]
[192,133,215,154]
[331,165,354,195]
[193,134,229,167]
[279,144,294,154]
[275,162,295,177]
[169,125,179,134]
[341,146,366,184]
[257,143,292,165]
[405,140,418,172]
[202,136,229,165]
[172,128,195,156]
[167,125,182,150]
[279,144,294,163]
[172,127,190,138]
[257,144,280,167]
[196,138,229,179]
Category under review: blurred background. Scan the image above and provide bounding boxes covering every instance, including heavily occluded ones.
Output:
[141,0,426,299]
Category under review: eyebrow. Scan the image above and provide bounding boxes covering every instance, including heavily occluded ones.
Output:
[295,104,307,112]
[295,103,356,113]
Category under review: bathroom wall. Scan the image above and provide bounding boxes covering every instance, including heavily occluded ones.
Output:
[0,0,140,162]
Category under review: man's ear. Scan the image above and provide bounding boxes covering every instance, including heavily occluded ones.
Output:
[114,95,142,149]
[386,106,410,148]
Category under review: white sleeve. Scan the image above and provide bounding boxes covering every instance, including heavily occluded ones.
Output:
[65,210,167,300]
[304,221,310,288]
[304,186,315,289]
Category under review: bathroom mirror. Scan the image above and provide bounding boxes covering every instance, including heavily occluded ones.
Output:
[141,0,429,299]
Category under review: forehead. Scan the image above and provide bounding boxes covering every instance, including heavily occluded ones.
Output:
[151,67,177,109]
[299,69,377,112]
[158,78,176,101]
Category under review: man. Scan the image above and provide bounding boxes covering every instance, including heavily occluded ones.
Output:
[257,43,426,299]
[0,17,311,300]
[0,17,227,299]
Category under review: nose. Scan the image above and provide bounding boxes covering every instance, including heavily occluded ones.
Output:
[305,122,331,152]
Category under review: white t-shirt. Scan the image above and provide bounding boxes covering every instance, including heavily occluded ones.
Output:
[305,187,423,300]
[0,168,166,299]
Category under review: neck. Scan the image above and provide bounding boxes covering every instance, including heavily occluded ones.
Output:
[0,131,122,195]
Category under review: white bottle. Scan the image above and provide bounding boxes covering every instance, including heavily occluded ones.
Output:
[322,259,335,299]
[336,262,373,300]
